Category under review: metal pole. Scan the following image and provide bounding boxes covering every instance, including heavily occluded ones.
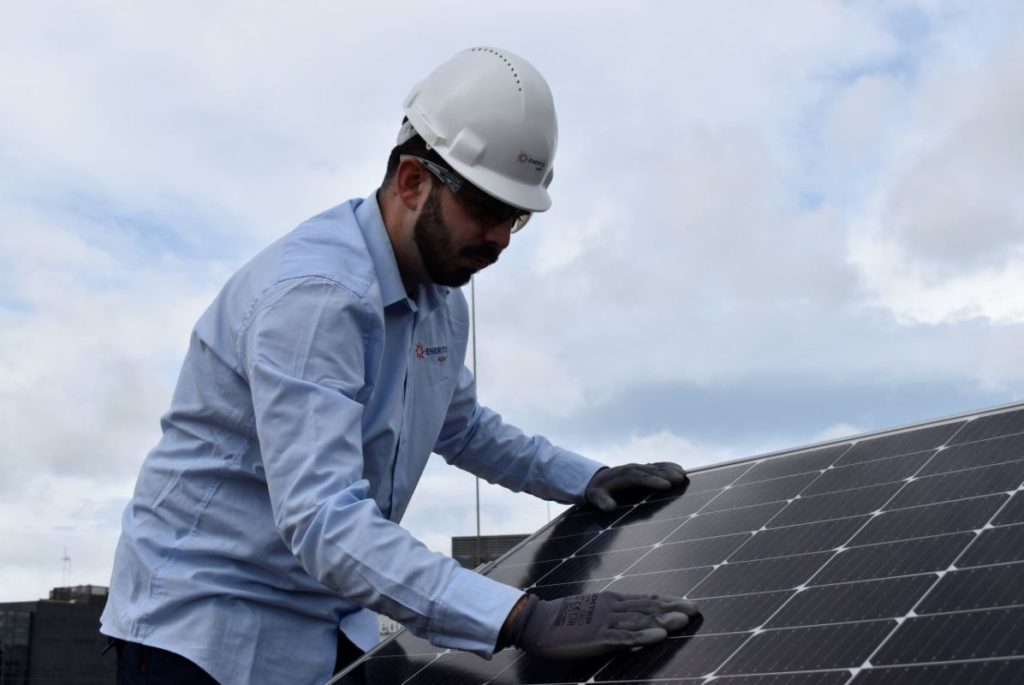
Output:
[471,276,481,567]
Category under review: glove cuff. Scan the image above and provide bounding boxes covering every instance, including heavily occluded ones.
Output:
[583,466,610,504]
[497,594,540,650]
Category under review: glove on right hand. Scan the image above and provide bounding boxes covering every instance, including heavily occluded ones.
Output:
[585,462,688,512]
[505,592,699,660]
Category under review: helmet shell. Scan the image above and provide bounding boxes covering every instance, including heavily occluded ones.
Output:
[402,47,558,212]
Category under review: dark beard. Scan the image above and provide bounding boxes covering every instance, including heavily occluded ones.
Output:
[413,189,499,287]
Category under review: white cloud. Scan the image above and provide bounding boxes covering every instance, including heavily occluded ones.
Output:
[0,199,219,599]
[820,73,909,200]
[0,474,131,601]
[848,28,1024,324]
[583,430,741,473]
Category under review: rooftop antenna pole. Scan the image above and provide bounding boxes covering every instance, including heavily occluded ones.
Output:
[60,546,71,587]
[471,276,482,567]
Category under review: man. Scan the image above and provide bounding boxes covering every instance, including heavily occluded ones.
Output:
[101,47,698,685]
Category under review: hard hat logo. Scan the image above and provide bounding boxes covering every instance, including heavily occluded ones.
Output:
[517,151,547,172]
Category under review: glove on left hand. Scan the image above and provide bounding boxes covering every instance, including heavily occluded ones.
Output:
[585,462,687,512]
[505,592,699,660]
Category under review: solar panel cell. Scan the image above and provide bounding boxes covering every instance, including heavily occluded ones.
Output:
[578,518,687,554]
[957,523,1024,566]
[852,660,1024,685]
[871,606,1024,664]
[920,432,1024,475]
[727,516,867,563]
[668,502,786,543]
[950,407,1024,444]
[500,532,597,566]
[838,422,964,466]
[612,676,851,685]
[802,451,932,497]
[594,633,749,680]
[684,464,751,494]
[486,560,562,588]
[709,675,851,685]
[766,482,900,528]
[690,551,832,597]
[605,565,714,597]
[851,493,1007,545]
[886,460,1024,509]
[624,533,751,575]
[767,575,934,627]
[334,654,438,685]
[718,619,894,673]
[533,549,644,586]
[501,652,610,684]
[993,492,1024,525]
[916,562,1024,613]
[534,511,622,539]
[733,444,849,486]
[616,489,719,525]
[529,577,609,600]
[812,533,973,584]
[399,650,517,684]
[702,472,817,513]
[675,591,791,634]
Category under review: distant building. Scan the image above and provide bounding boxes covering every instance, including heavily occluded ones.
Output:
[0,585,114,685]
[451,534,528,571]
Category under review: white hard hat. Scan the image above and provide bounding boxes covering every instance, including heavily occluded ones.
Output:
[399,46,558,212]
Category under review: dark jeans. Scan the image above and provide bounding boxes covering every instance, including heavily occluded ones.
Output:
[110,633,364,684]
[113,639,218,684]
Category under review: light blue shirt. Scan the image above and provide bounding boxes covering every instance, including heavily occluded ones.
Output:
[99,195,603,685]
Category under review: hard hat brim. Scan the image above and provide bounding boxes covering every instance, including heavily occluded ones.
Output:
[445,156,553,213]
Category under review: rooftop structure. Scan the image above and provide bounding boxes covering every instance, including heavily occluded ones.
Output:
[0,585,115,684]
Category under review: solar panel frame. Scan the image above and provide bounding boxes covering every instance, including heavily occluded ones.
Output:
[330,400,1024,685]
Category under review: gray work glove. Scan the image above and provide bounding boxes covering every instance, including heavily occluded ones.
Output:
[585,462,688,512]
[502,592,699,660]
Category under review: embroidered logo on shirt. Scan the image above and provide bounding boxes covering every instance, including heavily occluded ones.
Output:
[415,342,448,364]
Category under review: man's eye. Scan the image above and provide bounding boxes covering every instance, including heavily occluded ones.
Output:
[465,198,505,219]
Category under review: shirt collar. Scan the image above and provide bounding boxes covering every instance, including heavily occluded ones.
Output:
[355,193,450,313]
[355,192,409,308]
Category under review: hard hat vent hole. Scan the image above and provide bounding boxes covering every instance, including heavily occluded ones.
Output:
[471,47,523,92]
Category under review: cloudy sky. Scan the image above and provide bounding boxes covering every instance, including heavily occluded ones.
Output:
[2,1,1023,603]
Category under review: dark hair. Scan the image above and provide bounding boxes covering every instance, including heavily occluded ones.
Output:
[381,118,451,188]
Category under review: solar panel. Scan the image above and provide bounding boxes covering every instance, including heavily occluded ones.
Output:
[329,402,1024,684]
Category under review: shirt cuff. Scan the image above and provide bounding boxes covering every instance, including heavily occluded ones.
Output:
[556,449,606,503]
[429,566,525,657]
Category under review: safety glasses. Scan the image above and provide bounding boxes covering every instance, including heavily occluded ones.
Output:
[403,156,532,233]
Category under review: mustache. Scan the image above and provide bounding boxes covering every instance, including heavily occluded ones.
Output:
[462,244,500,264]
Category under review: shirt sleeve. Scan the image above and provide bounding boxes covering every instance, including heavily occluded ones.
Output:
[433,365,605,503]
[238,277,523,656]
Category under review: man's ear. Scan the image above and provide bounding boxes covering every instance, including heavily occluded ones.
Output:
[394,158,431,211]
